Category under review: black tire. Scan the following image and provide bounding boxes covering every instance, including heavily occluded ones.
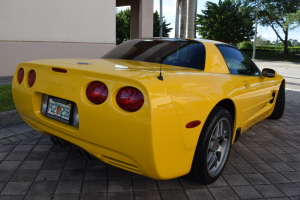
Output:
[268,83,285,120]
[188,106,233,185]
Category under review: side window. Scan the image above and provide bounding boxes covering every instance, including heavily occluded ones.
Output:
[217,45,261,76]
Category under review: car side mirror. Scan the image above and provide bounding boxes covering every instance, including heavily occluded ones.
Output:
[262,68,276,78]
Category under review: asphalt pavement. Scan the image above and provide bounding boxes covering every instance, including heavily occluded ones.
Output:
[0,60,299,200]
[0,76,13,87]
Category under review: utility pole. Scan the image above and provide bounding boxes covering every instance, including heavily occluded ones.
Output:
[252,0,259,59]
[159,0,163,37]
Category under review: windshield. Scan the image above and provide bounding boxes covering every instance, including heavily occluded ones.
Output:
[102,39,206,70]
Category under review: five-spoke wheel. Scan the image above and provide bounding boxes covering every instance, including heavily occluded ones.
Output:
[188,106,232,184]
[207,117,231,177]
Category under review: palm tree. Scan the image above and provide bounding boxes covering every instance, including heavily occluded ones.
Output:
[175,0,180,38]
[159,0,163,37]
[187,0,197,38]
[180,0,187,38]
[175,0,197,38]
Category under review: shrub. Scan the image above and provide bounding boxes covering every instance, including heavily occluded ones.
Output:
[255,46,300,53]
[239,41,253,50]
[289,47,300,53]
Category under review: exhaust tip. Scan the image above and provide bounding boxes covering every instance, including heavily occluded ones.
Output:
[51,136,71,148]
[76,148,85,157]
[50,136,58,145]
[85,151,94,160]
[57,138,71,148]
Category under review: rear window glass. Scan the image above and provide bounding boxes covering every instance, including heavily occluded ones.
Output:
[102,39,206,70]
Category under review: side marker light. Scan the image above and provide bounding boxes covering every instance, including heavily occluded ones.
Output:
[186,120,201,128]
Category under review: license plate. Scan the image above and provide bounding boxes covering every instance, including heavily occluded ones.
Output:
[46,96,73,124]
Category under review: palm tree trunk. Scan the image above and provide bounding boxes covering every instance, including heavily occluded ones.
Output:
[180,0,187,38]
[187,0,196,38]
[175,0,181,38]
[159,0,163,37]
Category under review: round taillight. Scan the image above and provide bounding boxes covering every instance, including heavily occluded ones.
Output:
[86,81,108,104]
[17,68,25,84]
[116,87,144,112]
[28,70,36,87]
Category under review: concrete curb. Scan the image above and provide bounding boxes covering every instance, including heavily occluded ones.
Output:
[0,109,23,128]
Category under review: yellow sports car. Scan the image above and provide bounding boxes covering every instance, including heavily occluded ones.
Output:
[12,38,285,184]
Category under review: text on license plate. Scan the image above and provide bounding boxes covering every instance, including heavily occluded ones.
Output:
[47,97,72,122]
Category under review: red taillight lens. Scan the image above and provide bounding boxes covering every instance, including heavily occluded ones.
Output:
[116,87,144,112]
[52,68,67,73]
[28,70,36,87]
[17,68,24,84]
[86,81,108,104]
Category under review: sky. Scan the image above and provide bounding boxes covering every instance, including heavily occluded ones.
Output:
[150,0,300,42]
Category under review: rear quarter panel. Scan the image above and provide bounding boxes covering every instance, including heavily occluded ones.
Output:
[162,72,244,149]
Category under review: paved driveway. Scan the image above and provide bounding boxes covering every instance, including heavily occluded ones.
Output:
[0,61,299,200]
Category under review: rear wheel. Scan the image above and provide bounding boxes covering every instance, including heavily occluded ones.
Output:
[188,106,233,184]
[268,83,285,120]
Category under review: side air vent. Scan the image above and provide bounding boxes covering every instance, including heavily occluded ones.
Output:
[269,92,276,103]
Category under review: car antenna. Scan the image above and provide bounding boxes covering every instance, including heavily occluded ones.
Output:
[157,47,164,81]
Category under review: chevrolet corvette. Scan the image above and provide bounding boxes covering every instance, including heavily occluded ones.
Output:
[12,38,285,184]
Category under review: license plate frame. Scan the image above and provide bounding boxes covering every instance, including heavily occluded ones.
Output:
[45,96,74,124]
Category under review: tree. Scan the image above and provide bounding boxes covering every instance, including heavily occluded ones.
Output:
[196,0,255,44]
[153,10,173,37]
[242,0,300,53]
[116,9,173,45]
[256,36,267,45]
[286,10,300,29]
[290,39,300,47]
[116,8,130,45]
[255,36,273,45]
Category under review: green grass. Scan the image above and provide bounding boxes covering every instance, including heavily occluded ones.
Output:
[0,84,15,112]
[243,51,300,63]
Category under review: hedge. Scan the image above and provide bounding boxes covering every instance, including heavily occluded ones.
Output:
[241,45,300,53]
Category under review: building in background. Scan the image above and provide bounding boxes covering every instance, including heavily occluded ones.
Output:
[0,0,153,76]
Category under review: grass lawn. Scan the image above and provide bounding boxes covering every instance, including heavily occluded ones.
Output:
[0,84,15,112]
[244,51,300,63]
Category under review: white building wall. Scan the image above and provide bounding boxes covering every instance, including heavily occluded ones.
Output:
[0,0,116,76]
[0,0,115,43]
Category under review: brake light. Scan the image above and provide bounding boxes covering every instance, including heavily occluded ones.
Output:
[116,87,144,112]
[52,68,67,73]
[17,68,24,84]
[86,82,108,104]
[28,70,36,87]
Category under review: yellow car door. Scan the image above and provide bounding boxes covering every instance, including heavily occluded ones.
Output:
[241,75,273,128]
[216,45,273,130]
